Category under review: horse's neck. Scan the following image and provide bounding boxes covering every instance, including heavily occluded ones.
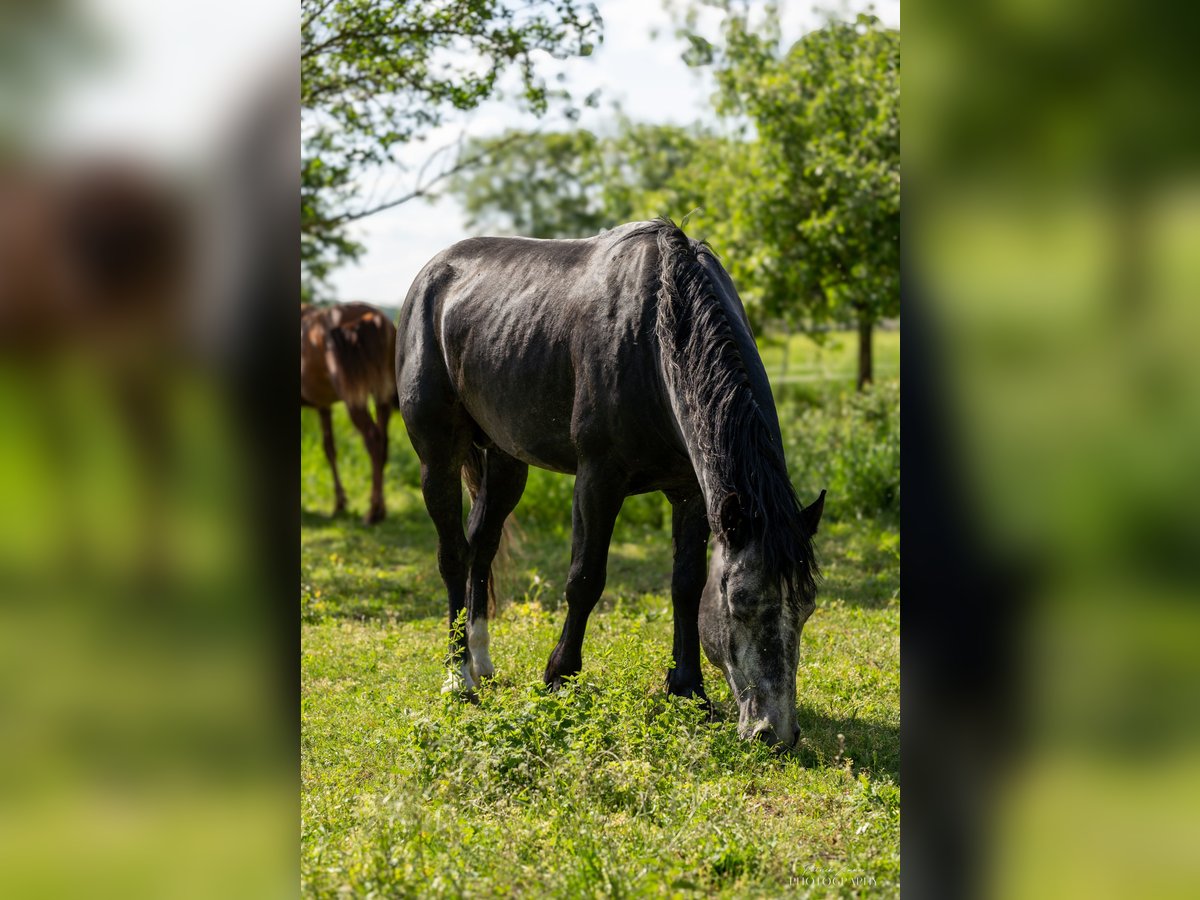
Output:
[662,347,782,527]
[663,379,722,514]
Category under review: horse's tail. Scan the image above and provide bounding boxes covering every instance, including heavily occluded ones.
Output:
[462,444,518,618]
[325,310,395,409]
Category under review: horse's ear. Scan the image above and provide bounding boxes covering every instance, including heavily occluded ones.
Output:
[718,492,744,546]
[802,489,826,535]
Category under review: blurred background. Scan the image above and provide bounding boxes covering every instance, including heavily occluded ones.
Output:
[0,0,296,896]
[905,0,1200,897]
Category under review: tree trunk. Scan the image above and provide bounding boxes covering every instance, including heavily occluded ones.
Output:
[857,315,873,391]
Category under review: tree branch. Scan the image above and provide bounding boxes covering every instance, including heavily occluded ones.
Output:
[316,130,536,228]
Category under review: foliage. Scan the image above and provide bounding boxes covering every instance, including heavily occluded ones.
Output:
[439,7,900,383]
[0,1,100,146]
[779,379,900,522]
[446,120,713,238]
[674,6,899,385]
[448,129,606,238]
[300,0,603,298]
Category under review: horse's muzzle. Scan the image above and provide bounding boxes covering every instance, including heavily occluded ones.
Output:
[750,722,801,752]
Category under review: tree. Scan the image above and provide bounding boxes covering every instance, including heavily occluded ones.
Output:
[679,7,900,389]
[449,130,607,238]
[300,0,602,299]
[446,120,712,238]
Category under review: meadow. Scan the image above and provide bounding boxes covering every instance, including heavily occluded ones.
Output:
[301,330,899,897]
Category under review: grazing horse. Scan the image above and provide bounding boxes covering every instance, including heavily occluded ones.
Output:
[301,302,397,524]
[396,219,825,748]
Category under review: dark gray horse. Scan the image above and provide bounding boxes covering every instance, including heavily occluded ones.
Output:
[395,219,824,747]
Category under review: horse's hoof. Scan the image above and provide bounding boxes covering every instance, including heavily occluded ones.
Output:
[441,664,476,696]
[543,671,576,692]
[469,660,495,683]
[666,670,708,701]
[363,506,385,525]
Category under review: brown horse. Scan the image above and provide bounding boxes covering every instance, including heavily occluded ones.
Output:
[0,161,187,355]
[0,161,192,579]
[301,302,397,523]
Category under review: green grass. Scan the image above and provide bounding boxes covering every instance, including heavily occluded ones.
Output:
[756,327,900,384]
[301,337,900,897]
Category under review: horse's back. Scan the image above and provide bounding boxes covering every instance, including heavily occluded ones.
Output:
[396,224,691,482]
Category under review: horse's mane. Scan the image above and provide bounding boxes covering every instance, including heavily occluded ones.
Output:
[646,218,818,610]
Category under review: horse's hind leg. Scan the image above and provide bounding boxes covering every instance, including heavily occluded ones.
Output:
[346,403,386,524]
[407,417,474,692]
[666,489,711,702]
[464,448,528,682]
[318,407,347,515]
[544,464,627,689]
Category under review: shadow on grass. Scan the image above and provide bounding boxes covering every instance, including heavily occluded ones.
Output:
[302,408,897,621]
[301,492,445,623]
[703,697,899,783]
[302,505,898,625]
[794,708,900,783]
[817,517,900,608]
[299,508,345,528]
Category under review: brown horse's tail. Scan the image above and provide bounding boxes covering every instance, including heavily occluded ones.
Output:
[462,444,518,618]
[324,311,396,409]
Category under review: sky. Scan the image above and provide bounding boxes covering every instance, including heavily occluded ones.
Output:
[44,0,294,164]
[329,0,900,307]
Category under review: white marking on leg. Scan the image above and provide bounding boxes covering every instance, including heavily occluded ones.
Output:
[468,618,495,681]
[441,659,476,694]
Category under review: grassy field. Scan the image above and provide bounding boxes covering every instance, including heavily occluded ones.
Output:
[301,331,900,897]
[756,327,899,384]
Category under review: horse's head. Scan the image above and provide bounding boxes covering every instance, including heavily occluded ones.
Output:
[699,489,825,749]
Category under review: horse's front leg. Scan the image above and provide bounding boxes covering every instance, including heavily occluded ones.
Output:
[544,465,627,689]
[346,403,386,524]
[666,489,711,701]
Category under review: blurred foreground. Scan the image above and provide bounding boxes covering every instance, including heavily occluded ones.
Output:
[0,1,295,896]
[907,0,1200,897]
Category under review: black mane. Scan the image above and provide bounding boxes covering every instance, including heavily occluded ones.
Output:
[649,218,818,608]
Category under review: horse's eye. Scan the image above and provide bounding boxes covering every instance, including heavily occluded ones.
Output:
[728,588,757,617]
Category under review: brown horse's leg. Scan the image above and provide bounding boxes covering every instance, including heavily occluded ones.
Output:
[318,407,346,515]
[666,489,711,702]
[371,397,391,522]
[544,464,627,689]
[346,403,385,524]
[374,397,391,472]
[464,448,528,682]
